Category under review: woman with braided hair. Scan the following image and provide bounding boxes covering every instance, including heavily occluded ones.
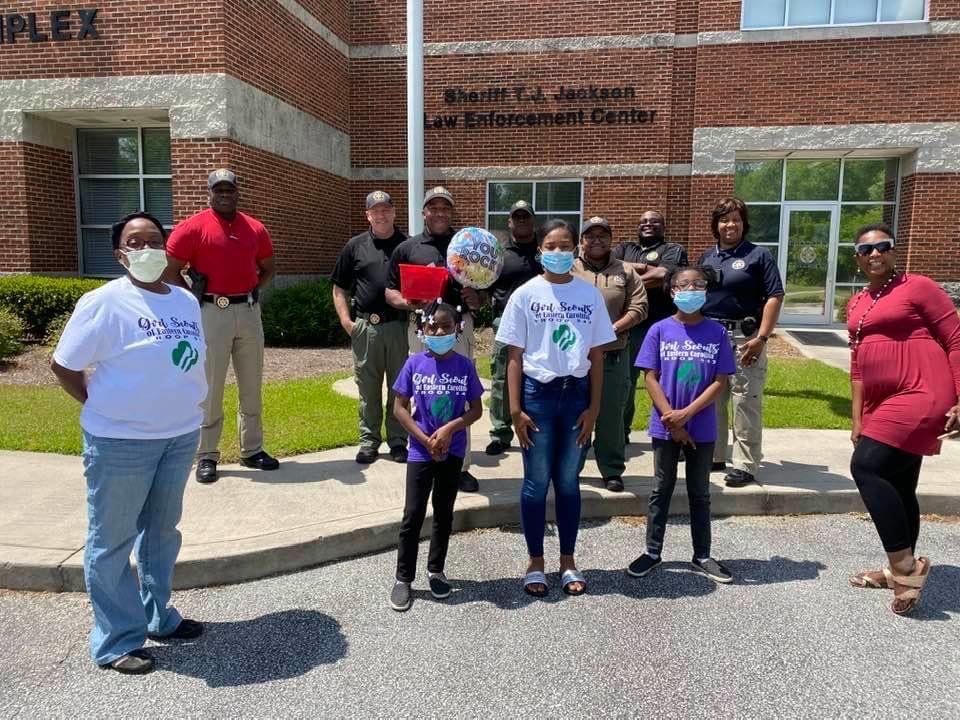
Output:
[389,300,484,612]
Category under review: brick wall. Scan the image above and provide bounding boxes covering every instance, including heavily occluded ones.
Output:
[0,1,225,79]
[898,173,960,280]
[0,142,76,273]
[171,139,350,274]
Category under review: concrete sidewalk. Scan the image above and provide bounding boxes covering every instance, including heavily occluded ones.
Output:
[3,394,959,592]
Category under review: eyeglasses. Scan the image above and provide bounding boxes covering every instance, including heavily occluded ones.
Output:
[122,239,166,250]
[855,240,894,257]
[674,280,708,290]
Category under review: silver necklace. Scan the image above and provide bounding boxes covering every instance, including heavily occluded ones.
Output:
[848,272,898,351]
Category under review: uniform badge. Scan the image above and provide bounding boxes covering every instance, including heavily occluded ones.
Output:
[369,313,381,325]
[731,259,747,271]
[372,191,387,203]
[614,274,626,287]
[215,295,230,309]
[589,216,604,224]
[646,251,660,262]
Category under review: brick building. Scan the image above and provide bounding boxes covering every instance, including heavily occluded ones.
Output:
[1,0,956,324]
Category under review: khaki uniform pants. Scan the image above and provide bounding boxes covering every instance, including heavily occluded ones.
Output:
[714,330,767,477]
[198,301,265,462]
[407,313,476,472]
[352,318,408,451]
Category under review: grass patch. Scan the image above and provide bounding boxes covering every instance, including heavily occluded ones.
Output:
[2,358,851,459]
[0,372,359,462]
[475,355,851,432]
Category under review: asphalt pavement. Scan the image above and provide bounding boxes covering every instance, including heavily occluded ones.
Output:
[2,515,959,719]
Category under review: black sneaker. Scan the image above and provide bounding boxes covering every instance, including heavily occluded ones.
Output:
[148,618,204,641]
[239,450,280,471]
[627,554,662,578]
[390,581,412,612]
[195,459,218,484]
[711,462,726,472]
[604,476,624,493]
[691,557,733,584]
[389,446,408,463]
[485,439,509,456]
[724,469,756,487]
[428,572,452,599]
[459,471,479,493]
[356,447,378,464]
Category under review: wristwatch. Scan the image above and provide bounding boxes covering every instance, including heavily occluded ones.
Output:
[758,334,770,343]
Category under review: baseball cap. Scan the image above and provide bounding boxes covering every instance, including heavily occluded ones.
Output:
[365,190,393,209]
[509,200,535,217]
[581,216,611,235]
[423,186,455,208]
[208,169,237,189]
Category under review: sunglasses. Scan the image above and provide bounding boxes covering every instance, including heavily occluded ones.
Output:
[855,240,894,257]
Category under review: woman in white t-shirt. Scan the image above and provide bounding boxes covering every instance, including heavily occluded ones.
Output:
[51,212,208,675]
[495,220,616,597]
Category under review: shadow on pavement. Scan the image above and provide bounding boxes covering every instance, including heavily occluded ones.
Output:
[757,459,852,492]
[149,609,347,686]
[225,459,373,485]
[905,564,960,622]
[722,556,827,585]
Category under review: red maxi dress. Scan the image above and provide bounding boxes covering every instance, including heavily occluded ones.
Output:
[847,273,960,456]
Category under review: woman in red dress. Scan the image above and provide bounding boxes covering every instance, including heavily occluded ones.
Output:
[846,223,960,615]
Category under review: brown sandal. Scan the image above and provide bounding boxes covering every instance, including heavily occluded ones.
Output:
[848,570,889,589]
[882,557,932,615]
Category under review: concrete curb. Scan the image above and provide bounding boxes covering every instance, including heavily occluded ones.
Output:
[4,485,958,594]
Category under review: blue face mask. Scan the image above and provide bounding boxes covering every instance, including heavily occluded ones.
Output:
[541,250,575,274]
[423,332,457,355]
[673,290,707,314]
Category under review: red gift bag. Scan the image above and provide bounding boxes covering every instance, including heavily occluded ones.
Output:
[399,264,449,301]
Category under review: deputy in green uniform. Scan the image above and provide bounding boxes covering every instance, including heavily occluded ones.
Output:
[485,200,541,456]
[612,210,688,441]
[572,217,648,492]
[331,190,409,464]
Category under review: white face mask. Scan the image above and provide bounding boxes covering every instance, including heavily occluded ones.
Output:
[123,248,168,283]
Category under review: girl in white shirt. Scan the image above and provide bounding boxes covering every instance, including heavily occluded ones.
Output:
[495,220,616,597]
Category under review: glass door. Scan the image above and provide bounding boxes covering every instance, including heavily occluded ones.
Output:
[778,204,838,325]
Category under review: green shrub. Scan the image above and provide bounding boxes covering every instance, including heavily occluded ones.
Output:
[261,279,343,347]
[0,275,105,339]
[0,308,25,360]
[43,311,73,355]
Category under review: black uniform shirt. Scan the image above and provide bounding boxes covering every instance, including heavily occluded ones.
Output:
[490,235,541,318]
[613,238,688,325]
[698,240,784,320]
[386,227,464,309]
[330,227,406,318]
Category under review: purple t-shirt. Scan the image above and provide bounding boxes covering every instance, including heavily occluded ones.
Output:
[392,351,485,462]
[636,316,736,442]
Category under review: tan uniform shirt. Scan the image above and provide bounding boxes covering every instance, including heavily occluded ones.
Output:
[572,256,648,351]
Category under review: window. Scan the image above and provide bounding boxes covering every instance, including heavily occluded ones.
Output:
[735,156,900,320]
[77,128,173,276]
[742,0,925,28]
[486,180,583,241]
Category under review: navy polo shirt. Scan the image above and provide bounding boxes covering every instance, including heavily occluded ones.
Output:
[613,238,688,325]
[330,227,406,318]
[698,240,784,320]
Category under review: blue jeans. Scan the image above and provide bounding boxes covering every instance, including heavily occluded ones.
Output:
[520,375,589,557]
[81,429,200,664]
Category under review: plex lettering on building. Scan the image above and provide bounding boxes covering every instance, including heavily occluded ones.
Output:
[0,0,957,327]
[0,9,99,43]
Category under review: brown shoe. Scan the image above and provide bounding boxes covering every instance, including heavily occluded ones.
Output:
[101,649,154,675]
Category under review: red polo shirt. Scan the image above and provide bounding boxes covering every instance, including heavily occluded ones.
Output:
[167,209,273,295]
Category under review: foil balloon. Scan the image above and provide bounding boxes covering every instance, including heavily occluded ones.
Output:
[446,227,504,289]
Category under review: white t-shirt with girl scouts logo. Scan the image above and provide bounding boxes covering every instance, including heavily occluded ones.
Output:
[54,277,208,439]
[495,275,616,383]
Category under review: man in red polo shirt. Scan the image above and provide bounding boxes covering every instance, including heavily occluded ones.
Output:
[163,169,278,483]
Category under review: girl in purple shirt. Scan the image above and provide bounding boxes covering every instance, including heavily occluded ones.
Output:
[389,301,484,612]
[628,266,737,584]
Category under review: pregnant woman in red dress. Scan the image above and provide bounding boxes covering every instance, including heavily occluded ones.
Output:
[846,223,960,615]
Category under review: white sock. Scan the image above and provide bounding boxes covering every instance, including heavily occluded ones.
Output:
[695,557,710,564]
[647,552,660,560]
